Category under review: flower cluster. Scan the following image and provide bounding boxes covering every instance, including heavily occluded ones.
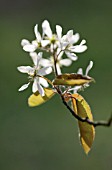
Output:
[18,20,93,96]
[17,20,112,154]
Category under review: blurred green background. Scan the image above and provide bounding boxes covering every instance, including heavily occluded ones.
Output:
[0,0,112,169]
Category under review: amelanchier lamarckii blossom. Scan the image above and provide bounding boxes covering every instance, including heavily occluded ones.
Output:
[17,52,52,96]
[21,20,87,61]
[34,51,72,75]
[18,20,109,155]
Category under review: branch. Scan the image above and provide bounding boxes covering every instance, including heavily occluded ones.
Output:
[52,52,112,128]
[56,87,112,128]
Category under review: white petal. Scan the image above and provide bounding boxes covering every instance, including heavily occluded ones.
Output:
[37,83,45,96]
[56,63,62,75]
[34,24,41,42]
[65,51,78,61]
[85,61,93,76]
[23,44,37,52]
[33,79,45,96]
[62,34,67,42]
[69,45,87,53]
[73,86,82,93]
[70,33,80,44]
[57,51,64,60]
[39,77,49,87]
[18,82,30,91]
[80,39,86,45]
[56,25,62,40]
[32,40,38,46]
[17,66,34,74]
[21,39,30,47]
[40,58,52,67]
[50,44,54,53]
[60,59,72,66]
[37,52,43,67]
[77,68,83,75]
[42,20,52,38]
[30,52,42,66]
[38,67,52,76]
[41,40,50,47]
[32,78,38,93]
[30,52,38,66]
[67,30,73,41]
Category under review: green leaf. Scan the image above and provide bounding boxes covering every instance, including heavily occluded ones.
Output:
[72,93,95,154]
[28,88,55,107]
[53,73,94,86]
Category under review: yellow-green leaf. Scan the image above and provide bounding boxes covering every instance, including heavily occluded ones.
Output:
[53,73,94,86]
[28,88,55,107]
[72,93,95,154]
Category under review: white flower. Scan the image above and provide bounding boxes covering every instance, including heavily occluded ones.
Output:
[34,24,52,48]
[39,51,72,75]
[21,24,46,52]
[21,39,37,52]
[17,52,52,96]
[56,28,87,61]
[69,61,93,93]
[42,20,63,53]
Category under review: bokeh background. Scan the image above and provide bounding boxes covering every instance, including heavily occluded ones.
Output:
[0,0,112,169]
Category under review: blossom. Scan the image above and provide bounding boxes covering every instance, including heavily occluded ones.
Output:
[42,20,63,53]
[21,19,87,62]
[21,39,37,52]
[56,28,87,61]
[21,24,49,52]
[21,20,60,53]
[69,61,93,93]
[17,52,52,96]
[37,51,72,75]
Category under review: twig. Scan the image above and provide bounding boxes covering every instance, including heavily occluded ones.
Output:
[53,53,112,128]
[56,87,112,127]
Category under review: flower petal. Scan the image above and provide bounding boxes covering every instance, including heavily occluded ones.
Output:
[80,39,86,45]
[30,52,42,66]
[41,40,50,47]
[70,33,80,44]
[33,78,45,96]
[38,67,52,76]
[65,51,78,61]
[42,20,52,38]
[34,24,41,42]
[60,59,72,66]
[56,25,62,40]
[23,44,37,52]
[37,83,45,96]
[32,78,38,93]
[85,61,93,76]
[21,39,30,47]
[66,30,73,42]
[39,77,49,87]
[56,63,62,75]
[69,45,87,53]
[71,85,82,93]
[40,58,52,67]
[77,68,83,75]
[18,82,30,91]
[17,66,34,74]
[30,52,38,66]
[57,50,64,60]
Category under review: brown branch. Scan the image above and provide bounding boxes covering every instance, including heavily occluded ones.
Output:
[52,52,112,128]
[56,87,112,128]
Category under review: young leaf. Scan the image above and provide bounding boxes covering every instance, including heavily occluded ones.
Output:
[53,73,94,86]
[28,88,55,107]
[72,93,95,154]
